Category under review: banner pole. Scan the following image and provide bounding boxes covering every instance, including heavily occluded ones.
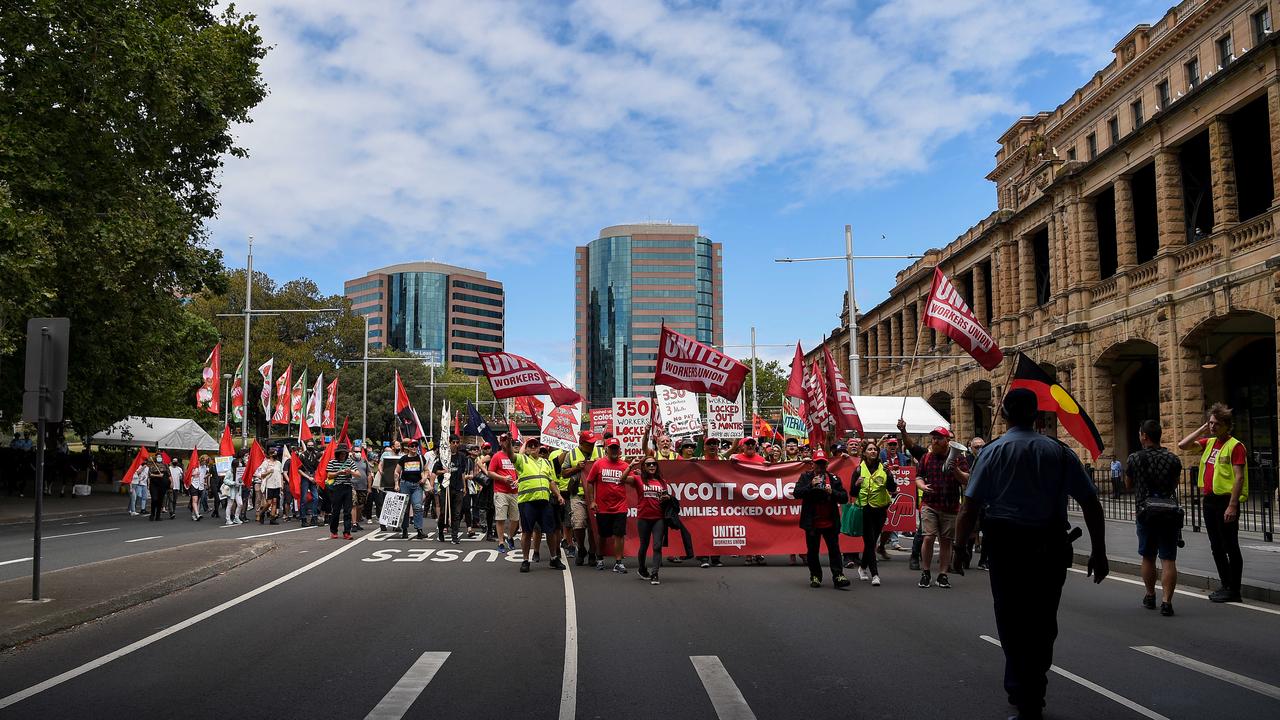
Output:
[900,294,925,422]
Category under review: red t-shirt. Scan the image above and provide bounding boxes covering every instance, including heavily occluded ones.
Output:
[587,457,631,514]
[731,452,765,465]
[488,451,518,494]
[813,501,835,529]
[1196,437,1247,495]
[637,477,668,520]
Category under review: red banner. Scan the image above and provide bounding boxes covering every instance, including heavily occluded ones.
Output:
[479,351,582,407]
[196,343,220,415]
[322,376,339,429]
[271,364,292,425]
[924,267,1003,371]
[822,343,864,437]
[653,325,749,401]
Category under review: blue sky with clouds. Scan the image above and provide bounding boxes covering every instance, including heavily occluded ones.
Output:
[209,0,1171,384]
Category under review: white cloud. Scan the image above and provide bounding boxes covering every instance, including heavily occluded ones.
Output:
[211,0,1123,265]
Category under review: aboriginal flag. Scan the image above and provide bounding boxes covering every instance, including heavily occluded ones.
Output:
[394,371,424,440]
[1009,352,1103,460]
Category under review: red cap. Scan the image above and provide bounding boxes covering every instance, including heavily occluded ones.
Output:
[930,426,953,439]
[812,450,828,461]
[579,431,599,443]
[604,437,621,449]
[482,442,492,449]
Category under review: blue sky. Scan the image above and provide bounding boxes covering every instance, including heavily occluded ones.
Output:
[209,0,1170,384]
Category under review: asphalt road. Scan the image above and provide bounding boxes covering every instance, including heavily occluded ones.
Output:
[1,529,1278,719]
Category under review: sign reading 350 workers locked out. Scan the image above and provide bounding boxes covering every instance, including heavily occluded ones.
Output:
[612,397,650,455]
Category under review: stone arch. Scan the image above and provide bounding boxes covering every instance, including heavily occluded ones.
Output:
[926,391,952,424]
[960,380,993,441]
[1094,339,1160,464]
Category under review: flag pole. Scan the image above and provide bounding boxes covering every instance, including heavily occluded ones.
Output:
[900,293,924,421]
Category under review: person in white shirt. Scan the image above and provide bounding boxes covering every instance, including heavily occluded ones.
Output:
[224,451,246,526]
[188,457,207,521]
[253,450,284,525]
[167,458,184,519]
[129,462,150,515]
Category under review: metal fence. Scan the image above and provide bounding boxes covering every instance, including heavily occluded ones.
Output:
[1071,465,1275,542]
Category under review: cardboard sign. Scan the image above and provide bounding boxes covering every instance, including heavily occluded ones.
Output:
[706,393,743,440]
[215,456,233,477]
[540,403,581,453]
[656,385,701,438]
[588,408,613,437]
[379,491,408,529]
[612,397,650,455]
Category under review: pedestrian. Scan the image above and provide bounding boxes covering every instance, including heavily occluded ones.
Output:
[956,388,1108,720]
[1176,402,1248,603]
[664,439,697,565]
[222,453,244,526]
[326,445,358,539]
[188,454,206,521]
[585,437,638,573]
[299,439,323,527]
[488,439,521,552]
[396,441,429,540]
[696,436,725,569]
[784,438,800,462]
[129,456,150,516]
[635,457,670,585]
[253,449,284,524]
[351,445,370,533]
[794,450,850,589]
[730,436,765,464]
[898,419,969,589]
[432,435,469,544]
[560,431,602,566]
[463,443,486,538]
[1126,419,1183,616]
[1109,456,1124,500]
[852,440,891,586]
[168,455,183,519]
[499,434,566,573]
[147,450,168,522]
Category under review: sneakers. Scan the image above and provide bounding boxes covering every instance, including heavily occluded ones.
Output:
[650,573,660,586]
[669,556,683,564]
[224,520,234,526]
[331,533,339,539]
[871,575,881,586]
[414,530,428,540]
[612,562,627,574]
[833,575,851,588]
[844,560,859,569]
[918,570,931,589]
[1160,602,1174,616]
[596,560,606,571]
[700,560,711,569]
[1142,594,1156,610]
[810,575,822,588]
[909,557,921,571]
[532,551,541,563]
[549,557,566,570]
[497,542,509,553]
[857,568,870,581]
[343,532,353,540]
[1209,588,1242,603]
[637,568,652,580]
[519,561,531,573]
[565,546,577,559]
[711,559,724,568]
[937,573,952,589]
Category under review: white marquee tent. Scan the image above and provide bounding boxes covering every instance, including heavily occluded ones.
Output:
[850,396,951,436]
[90,416,219,451]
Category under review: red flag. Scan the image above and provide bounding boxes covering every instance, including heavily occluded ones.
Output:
[822,344,864,437]
[230,358,245,425]
[160,450,172,465]
[314,439,337,486]
[653,325,749,401]
[803,359,832,434]
[753,415,780,441]
[453,412,461,437]
[186,448,198,488]
[786,341,805,399]
[122,447,149,485]
[508,419,521,443]
[271,364,292,425]
[1009,352,1103,460]
[322,376,339,429]
[196,343,221,415]
[479,351,582,407]
[924,267,1003,371]
[243,440,265,488]
[220,424,235,456]
[299,420,312,443]
[284,446,301,500]
[394,371,425,440]
[305,372,323,427]
[514,395,544,418]
[337,417,350,448]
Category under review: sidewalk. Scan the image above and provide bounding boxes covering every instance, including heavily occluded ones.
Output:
[0,486,128,526]
[1069,513,1280,605]
[0,538,275,650]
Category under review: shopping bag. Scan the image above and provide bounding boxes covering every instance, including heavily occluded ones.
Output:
[840,502,863,537]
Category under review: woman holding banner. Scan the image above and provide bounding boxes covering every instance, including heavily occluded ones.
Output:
[853,441,892,586]
[635,457,671,585]
[794,450,851,589]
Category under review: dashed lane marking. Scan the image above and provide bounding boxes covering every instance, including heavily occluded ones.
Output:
[364,651,450,720]
[1132,646,1280,700]
[236,526,318,540]
[0,557,33,567]
[43,528,118,540]
[690,655,758,720]
[1067,567,1280,616]
[124,536,162,543]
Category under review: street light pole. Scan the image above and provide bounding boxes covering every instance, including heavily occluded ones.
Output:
[750,326,758,418]
[241,236,253,444]
[361,314,369,442]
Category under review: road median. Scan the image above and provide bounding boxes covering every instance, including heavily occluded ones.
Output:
[0,538,275,650]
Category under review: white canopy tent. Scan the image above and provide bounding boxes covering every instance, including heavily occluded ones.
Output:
[90,416,219,451]
[850,396,951,436]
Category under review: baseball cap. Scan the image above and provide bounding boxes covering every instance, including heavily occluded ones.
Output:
[524,436,541,446]
[604,437,621,449]
[679,438,697,448]
[886,437,899,444]
[930,426,954,439]
[812,450,828,461]
[482,441,492,449]
[578,431,598,443]
[742,436,757,445]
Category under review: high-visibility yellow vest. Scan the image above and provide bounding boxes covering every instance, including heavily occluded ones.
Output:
[513,453,554,503]
[1200,437,1249,502]
[568,445,601,496]
[858,461,892,509]
[549,449,569,491]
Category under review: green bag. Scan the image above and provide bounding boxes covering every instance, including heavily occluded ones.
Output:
[840,502,863,537]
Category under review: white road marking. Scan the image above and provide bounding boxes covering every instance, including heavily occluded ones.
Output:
[560,562,578,720]
[1243,544,1280,553]
[364,651,450,720]
[979,636,1168,719]
[237,526,316,540]
[690,655,758,720]
[59,521,88,526]
[1067,567,1280,616]
[124,536,162,543]
[42,528,118,540]
[0,533,371,710]
[0,557,33,567]
[1132,646,1280,700]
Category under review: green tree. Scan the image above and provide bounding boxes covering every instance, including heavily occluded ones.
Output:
[0,1,268,437]
[738,358,791,422]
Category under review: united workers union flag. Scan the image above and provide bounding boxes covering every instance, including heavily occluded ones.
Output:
[1009,352,1104,460]
[924,268,1003,371]
[653,324,748,402]
[479,351,582,407]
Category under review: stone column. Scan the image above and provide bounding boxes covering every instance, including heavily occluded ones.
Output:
[1077,196,1100,283]
[1208,115,1239,231]
[857,331,871,382]
[878,321,890,374]
[866,325,878,374]
[1269,82,1280,208]
[1019,233,1036,309]
[904,301,918,359]
[1155,148,1187,250]
[972,261,989,327]
[1114,175,1138,269]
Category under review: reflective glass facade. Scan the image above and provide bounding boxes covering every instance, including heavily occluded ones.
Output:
[586,236,632,409]
[389,272,448,364]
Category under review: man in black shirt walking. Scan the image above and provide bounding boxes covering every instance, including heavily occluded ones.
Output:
[1126,419,1183,616]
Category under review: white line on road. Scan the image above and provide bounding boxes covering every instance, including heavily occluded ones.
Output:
[237,526,316,540]
[979,636,1168,719]
[0,557,33,567]
[59,521,88,526]
[124,536,162,543]
[560,562,578,720]
[364,651,450,720]
[0,533,371,710]
[1067,567,1280,616]
[1132,646,1280,700]
[42,528,118,540]
[690,656,758,720]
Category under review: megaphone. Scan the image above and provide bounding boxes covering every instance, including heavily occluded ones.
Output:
[944,440,967,473]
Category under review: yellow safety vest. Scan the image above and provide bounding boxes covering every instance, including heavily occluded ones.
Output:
[549,449,569,492]
[1200,437,1249,501]
[858,461,892,509]
[513,453,554,503]
[568,445,601,496]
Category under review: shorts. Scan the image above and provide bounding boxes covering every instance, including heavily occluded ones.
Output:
[920,506,956,541]
[494,492,520,524]
[1136,519,1179,560]
[519,500,558,535]
[267,488,281,500]
[596,512,627,538]
[569,496,588,530]
[355,490,369,508]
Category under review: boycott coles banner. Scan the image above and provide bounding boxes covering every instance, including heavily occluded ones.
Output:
[588,407,613,437]
[706,392,743,440]
[612,397,650,454]
[656,385,701,439]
